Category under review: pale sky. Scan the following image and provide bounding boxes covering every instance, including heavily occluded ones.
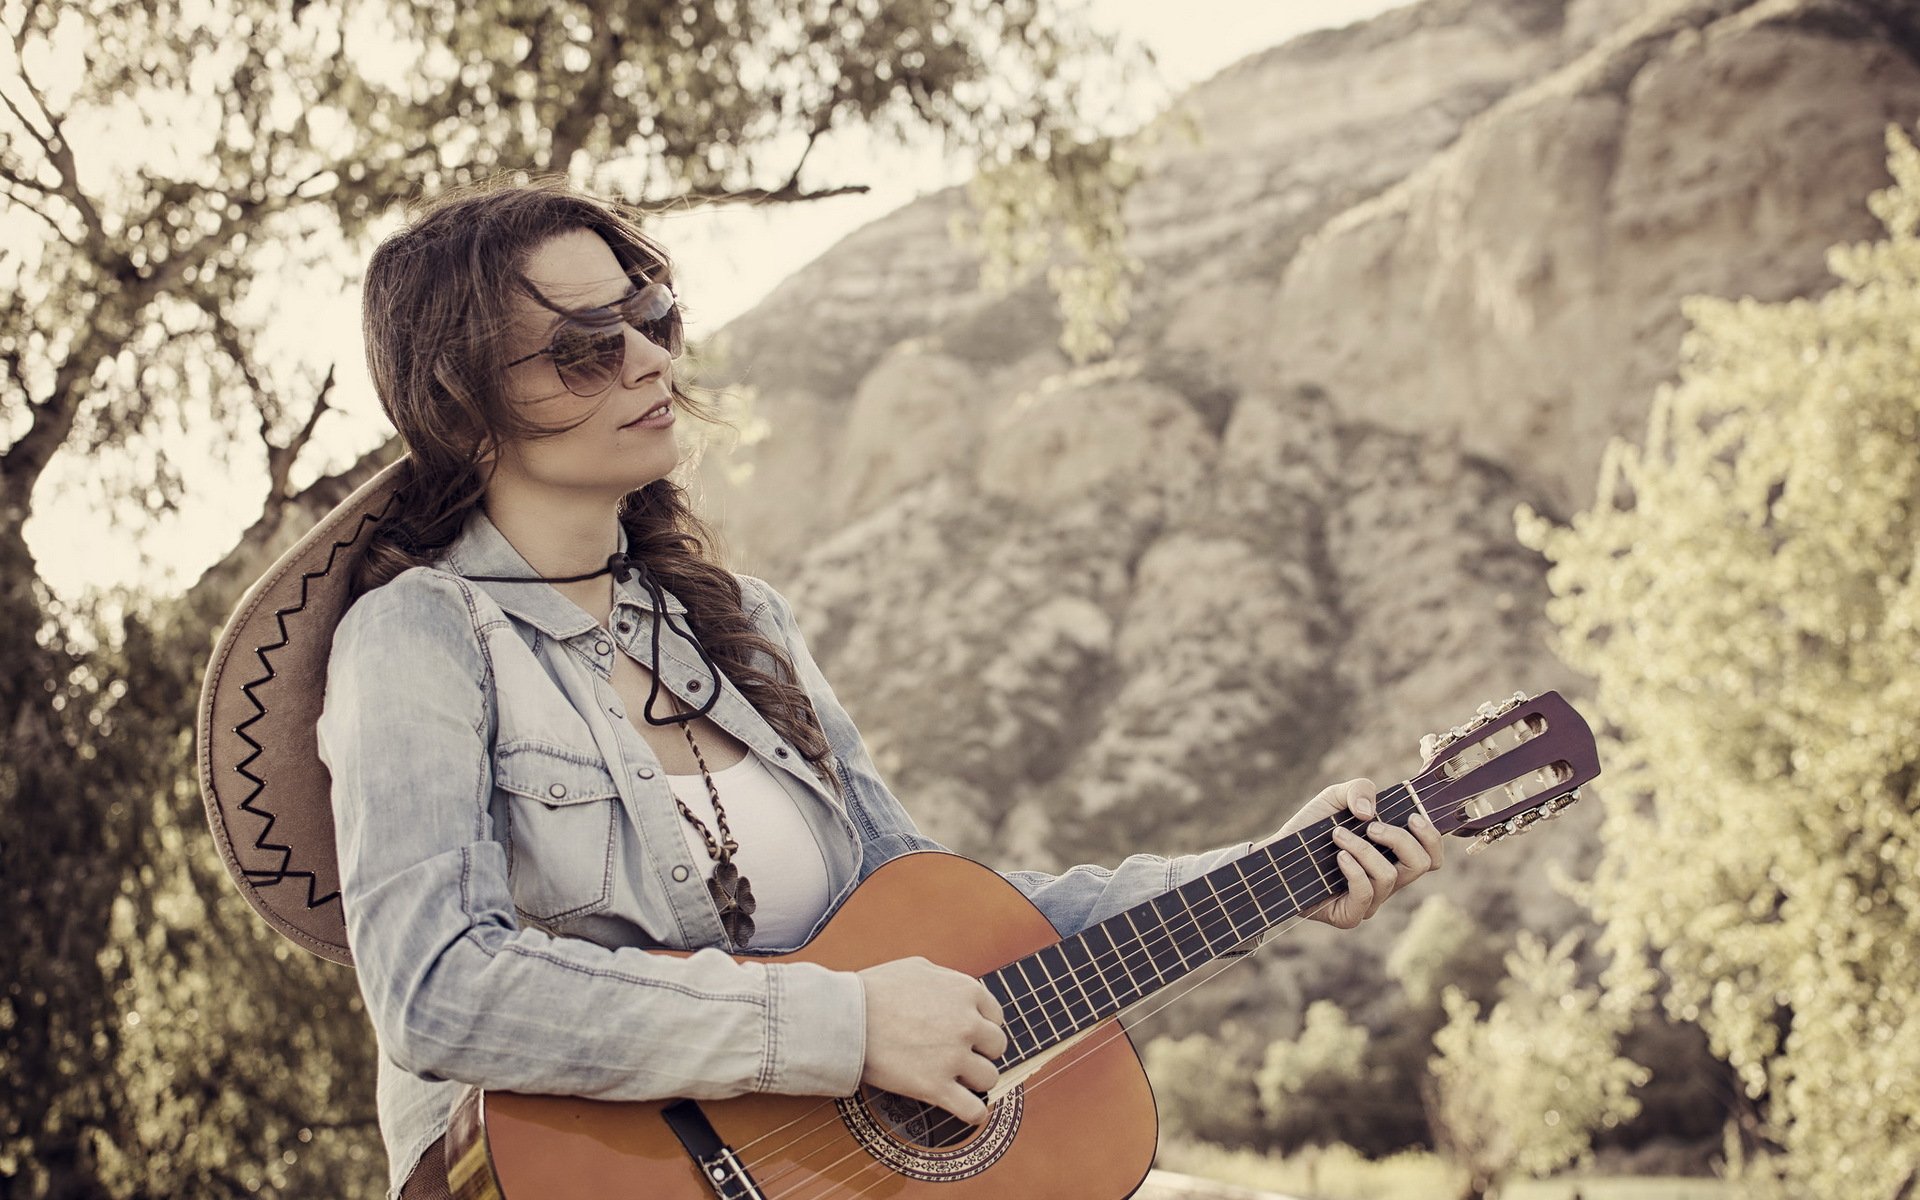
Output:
[12,0,1409,605]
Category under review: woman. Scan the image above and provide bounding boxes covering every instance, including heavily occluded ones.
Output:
[315,175,1444,1200]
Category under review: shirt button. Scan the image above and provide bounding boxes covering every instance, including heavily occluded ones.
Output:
[774,747,790,759]
[637,767,655,780]
[672,865,691,882]
[616,621,632,634]
[687,679,702,692]
[548,783,566,799]
[594,640,612,655]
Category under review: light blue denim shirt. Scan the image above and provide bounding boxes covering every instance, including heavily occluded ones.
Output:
[315,504,1263,1199]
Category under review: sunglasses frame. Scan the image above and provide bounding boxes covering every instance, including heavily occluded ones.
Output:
[506,278,682,397]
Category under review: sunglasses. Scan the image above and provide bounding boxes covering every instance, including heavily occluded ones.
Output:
[505,279,682,397]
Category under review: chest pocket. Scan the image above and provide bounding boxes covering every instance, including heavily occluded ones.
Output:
[492,738,623,924]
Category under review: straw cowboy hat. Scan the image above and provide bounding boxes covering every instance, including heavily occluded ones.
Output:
[195,454,413,967]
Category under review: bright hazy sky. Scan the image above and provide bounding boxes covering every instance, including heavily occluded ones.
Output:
[14,0,1409,605]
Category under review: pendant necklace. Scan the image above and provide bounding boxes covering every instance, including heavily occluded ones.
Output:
[672,716,757,948]
[463,545,752,946]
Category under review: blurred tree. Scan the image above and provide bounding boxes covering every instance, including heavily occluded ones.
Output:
[1424,932,1647,1200]
[1143,1023,1268,1149]
[1517,121,1920,1200]
[0,0,1181,1193]
[1255,999,1378,1154]
[1383,893,1506,1012]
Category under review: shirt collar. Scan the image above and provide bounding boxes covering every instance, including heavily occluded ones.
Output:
[436,505,689,641]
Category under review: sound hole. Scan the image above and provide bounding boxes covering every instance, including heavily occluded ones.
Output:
[860,1088,977,1149]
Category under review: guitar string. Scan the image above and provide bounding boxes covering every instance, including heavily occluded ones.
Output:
[730,754,1493,1184]
[757,908,1308,1200]
[729,761,1474,1181]
[746,789,1449,1200]
[714,767,1445,1173]
[822,910,1315,1200]
[992,779,1424,1058]
[772,739,1550,1200]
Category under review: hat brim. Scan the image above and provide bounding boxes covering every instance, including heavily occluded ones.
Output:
[195,453,412,967]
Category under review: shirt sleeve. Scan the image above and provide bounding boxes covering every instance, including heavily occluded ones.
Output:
[746,576,1271,958]
[316,568,866,1102]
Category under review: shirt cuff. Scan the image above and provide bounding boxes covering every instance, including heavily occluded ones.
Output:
[759,959,868,1096]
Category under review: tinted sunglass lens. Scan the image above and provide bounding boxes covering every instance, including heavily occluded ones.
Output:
[624,282,681,355]
[550,325,625,396]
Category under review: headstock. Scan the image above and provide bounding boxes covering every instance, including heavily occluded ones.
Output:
[1413,690,1600,854]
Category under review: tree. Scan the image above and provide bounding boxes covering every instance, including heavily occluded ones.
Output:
[1255,999,1380,1154]
[0,1,1177,1192]
[1143,1026,1268,1150]
[1425,932,1646,1200]
[1517,120,1920,1200]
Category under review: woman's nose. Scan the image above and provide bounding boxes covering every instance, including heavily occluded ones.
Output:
[622,322,672,388]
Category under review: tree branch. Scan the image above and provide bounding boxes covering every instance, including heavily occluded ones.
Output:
[3,43,106,250]
[0,175,65,236]
[645,179,872,209]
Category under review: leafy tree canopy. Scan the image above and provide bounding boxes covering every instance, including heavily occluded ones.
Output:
[1519,121,1920,1200]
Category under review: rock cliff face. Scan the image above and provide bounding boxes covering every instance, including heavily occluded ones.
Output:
[687,0,1920,1028]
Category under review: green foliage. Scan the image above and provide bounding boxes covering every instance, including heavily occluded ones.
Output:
[1385,894,1507,1012]
[0,586,384,1196]
[1518,121,1920,1200]
[1426,932,1647,1199]
[1143,1026,1268,1148]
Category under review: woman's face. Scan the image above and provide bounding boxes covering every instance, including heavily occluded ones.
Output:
[483,227,680,498]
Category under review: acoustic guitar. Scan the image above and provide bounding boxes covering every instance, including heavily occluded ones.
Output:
[444,689,1600,1200]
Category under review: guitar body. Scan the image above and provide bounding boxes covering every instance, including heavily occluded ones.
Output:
[445,851,1160,1200]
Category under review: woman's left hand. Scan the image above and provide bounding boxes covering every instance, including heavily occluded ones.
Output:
[1255,778,1444,929]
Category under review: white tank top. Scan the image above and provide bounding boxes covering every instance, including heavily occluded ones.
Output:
[664,752,834,948]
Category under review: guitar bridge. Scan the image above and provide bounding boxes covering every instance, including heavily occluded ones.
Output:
[662,1099,767,1199]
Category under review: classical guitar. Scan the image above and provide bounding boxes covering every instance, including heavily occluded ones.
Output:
[444,689,1600,1200]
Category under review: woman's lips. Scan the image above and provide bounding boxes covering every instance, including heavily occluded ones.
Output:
[623,399,673,429]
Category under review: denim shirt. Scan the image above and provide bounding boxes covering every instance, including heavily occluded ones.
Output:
[315,505,1263,1199]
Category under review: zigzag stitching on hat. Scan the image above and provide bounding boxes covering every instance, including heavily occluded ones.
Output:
[229,492,401,913]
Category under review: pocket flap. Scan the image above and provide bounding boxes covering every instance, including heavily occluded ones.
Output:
[493,740,622,806]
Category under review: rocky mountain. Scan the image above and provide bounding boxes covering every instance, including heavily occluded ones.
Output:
[687,0,1920,1034]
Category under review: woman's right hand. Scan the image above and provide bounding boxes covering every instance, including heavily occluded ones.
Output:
[856,956,1008,1125]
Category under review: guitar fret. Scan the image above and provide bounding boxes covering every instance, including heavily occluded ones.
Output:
[1121,911,1164,988]
[1201,874,1245,943]
[1378,783,1418,827]
[1059,935,1114,1019]
[1174,881,1232,958]
[1158,887,1216,967]
[1278,833,1325,913]
[1150,894,1194,971]
[1054,942,1101,1028]
[1012,959,1064,1043]
[1305,829,1332,888]
[1093,920,1146,1005]
[1080,925,1129,1012]
[983,969,1036,1061]
[1235,855,1281,924]
[1036,942,1096,1030]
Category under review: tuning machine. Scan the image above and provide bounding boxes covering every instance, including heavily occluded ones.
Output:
[1420,690,1530,763]
[1465,787,1583,854]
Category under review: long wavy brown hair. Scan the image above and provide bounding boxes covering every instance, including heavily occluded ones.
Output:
[349,173,836,784]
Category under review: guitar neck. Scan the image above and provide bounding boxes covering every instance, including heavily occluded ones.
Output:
[983,783,1424,1067]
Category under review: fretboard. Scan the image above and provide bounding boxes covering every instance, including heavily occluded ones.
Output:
[983,782,1422,1067]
